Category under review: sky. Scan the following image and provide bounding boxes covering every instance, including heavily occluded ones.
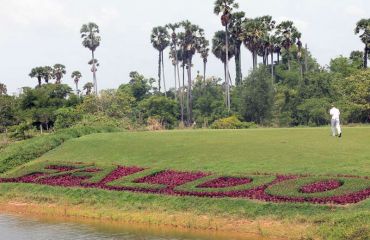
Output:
[0,0,369,94]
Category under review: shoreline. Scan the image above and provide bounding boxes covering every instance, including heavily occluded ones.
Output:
[0,200,312,240]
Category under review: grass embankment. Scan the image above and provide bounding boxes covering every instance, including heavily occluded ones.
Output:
[0,126,119,174]
[0,127,369,239]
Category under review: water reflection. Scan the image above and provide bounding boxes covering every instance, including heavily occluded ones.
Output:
[0,213,266,240]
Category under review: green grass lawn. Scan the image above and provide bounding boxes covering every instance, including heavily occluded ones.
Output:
[38,127,370,176]
[1,127,370,239]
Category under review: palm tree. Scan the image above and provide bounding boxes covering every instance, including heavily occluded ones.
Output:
[81,22,101,94]
[83,82,94,95]
[229,11,245,85]
[52,64,66,84]
[42,66,53,84]
[0,83,7,95]
[240,18,265,70]
[212,30,235,102]
[276,21,301,71]
[151,26,170,94]
[71,71,82,95]
[198,36,210,83]
[355,18,370,68]
[180,20,204,125]
[255,16,275,66]
[214,0,239,112]
[29,67,44,87]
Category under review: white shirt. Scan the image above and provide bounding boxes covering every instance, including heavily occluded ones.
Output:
[329,107,340,120]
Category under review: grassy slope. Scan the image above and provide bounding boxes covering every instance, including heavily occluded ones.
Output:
[1,127,370,239]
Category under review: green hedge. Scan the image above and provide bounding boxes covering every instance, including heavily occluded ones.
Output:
[0,126,119,174]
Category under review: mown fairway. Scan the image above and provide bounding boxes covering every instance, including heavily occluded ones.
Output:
[38,127,370,176]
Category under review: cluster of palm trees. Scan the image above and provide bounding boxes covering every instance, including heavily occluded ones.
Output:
[29,22,101,96]
[29,64,66,87]
[151,21,209,124]
[150,0,304,125]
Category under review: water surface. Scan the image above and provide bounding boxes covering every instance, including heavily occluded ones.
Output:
[0,213,264,240]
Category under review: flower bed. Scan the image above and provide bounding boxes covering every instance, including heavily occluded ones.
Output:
[300,179,342,193]
[1,162,369,205]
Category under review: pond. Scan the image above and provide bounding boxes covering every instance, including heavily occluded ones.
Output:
[0,213,267,240]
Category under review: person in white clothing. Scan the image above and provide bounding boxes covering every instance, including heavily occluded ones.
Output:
[329,105,342,137]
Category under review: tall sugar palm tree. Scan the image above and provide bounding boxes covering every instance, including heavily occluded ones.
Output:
[29,67,44,87]
[240,18,265,70]
[198,36,210,83]
[229,11,245,85]
[42,66,53,84]
[276,21,301,71]
[71,71,82,95]
[214,0,239,112]
[151,26,170,94]
[212,30,235,103]
[83,82,94,95]
[52,64,66,84]
[0,83,7,95]
[81,22,101,94]
[180,20,204,125]
[355,18,370,68]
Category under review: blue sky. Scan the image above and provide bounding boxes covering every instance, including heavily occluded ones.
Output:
[0,0,369,94]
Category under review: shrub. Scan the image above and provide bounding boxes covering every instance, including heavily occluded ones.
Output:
[54,107,82,129]
[0,126,119,173]
[210,116,256,129]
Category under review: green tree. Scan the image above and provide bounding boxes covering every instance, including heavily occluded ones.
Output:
[0,95,18,132]
[193,77,227,127]
[239,66,273,124]
[118,71,151,102]
[139,95,178,128]
[151,26,170,94]
[52,64,66,84]
[354,18,370,68]
[81,22,101,94]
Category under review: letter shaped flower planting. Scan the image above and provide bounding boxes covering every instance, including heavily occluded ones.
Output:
[0,162,369,205]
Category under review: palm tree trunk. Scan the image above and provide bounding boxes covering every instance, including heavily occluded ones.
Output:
[178,61,184,124]
[235,42,242,86]
[161,51,167,96]
[225,24,230,113]
[158,51,161,92]
[187,58,193,125]
[224,62,227,106]
[37,77,42,87]
[271,51,274,83]
[364,46,368,69]
[173,65,177,99]
[75,82,79,95]
[92,51,97,94]
[203,60,207,83]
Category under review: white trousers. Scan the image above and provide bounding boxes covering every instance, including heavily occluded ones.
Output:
[331,119,341,136]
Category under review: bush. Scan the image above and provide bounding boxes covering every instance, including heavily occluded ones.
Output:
[54,107,82,129]
[0,126,119,174]
[210,116,256,129]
